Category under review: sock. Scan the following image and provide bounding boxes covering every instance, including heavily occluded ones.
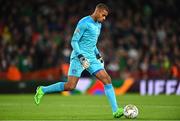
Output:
[104,84,118,113]
[41,82,65,94]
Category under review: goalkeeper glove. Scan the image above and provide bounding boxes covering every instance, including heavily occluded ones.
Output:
[96,54,104,67]
[78,54,90,69]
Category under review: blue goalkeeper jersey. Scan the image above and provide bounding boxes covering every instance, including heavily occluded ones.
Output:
[70,15,101,59]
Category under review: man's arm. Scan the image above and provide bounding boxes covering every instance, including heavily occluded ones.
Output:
[71,22,86,55]
[95,46,104,65]
[94,46,100,55]
[71,22,90,69]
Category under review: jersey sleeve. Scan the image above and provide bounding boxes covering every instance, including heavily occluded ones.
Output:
[71,22,87,55]
[94,23,101,55]
[94,46,100,55]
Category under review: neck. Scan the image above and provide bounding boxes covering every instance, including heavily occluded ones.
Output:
[90,13,97,22]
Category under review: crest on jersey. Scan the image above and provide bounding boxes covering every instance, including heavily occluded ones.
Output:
[72,69,77,74]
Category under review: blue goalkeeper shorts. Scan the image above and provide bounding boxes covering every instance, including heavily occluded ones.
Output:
[68,57,104,77]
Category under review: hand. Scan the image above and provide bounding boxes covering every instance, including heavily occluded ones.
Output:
[96,54,104,67]
[78,54,90,69]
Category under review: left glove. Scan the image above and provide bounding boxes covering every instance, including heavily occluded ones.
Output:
[96,54,104,67]
[78,54,90,69]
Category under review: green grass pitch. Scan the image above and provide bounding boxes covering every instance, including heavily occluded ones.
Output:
[0,94,180,121]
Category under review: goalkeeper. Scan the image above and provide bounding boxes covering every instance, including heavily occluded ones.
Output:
[34,3,123,118]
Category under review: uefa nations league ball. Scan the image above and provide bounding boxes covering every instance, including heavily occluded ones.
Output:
[124,104,138,119]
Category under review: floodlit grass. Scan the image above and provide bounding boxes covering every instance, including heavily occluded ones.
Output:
[0,94,180,121]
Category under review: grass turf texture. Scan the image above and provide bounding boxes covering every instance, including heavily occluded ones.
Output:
[0,94,180,121]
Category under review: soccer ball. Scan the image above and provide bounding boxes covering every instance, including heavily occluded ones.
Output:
[123,104,138,119]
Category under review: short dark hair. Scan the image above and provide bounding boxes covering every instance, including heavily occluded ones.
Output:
[96,3,109,12]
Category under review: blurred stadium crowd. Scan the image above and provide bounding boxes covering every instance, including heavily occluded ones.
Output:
[0,0,180,80]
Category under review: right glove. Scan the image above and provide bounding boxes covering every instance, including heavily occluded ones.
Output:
[78,54,90,69]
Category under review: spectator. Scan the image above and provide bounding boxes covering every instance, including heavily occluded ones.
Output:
[0,0,180,79]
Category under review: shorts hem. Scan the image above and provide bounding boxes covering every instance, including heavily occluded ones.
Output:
[68,74,81,78]
[92,68,104,76]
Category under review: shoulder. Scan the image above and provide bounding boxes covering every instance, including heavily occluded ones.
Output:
[78,16,91,25]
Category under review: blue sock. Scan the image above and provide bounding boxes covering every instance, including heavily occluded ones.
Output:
[41,82,65,94]
[104,84,118,113]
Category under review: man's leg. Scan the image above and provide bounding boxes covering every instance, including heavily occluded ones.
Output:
[95,70,123,118]
[35,57,84,105]
[34,76,79,105]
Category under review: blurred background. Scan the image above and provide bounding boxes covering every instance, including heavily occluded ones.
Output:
[0,0,180,95]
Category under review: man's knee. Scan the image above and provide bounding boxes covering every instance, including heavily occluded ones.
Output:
[101,75,112,84]
[64,82,76,91]
[67,85,76,91]
[107,75,111,81]
[106,75,112,83]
